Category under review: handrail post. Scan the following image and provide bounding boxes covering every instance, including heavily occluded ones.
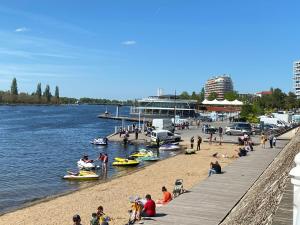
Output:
[290,153,300,225]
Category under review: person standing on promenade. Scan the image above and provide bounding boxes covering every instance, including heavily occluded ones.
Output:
[261,133,267,148]
[197,136,202,151]
[273,136,277,147]
[218,126,223,145]
[190,136,194,149]
[269,134,274,148]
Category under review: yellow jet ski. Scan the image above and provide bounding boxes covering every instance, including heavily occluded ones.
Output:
[113,157,140,166]
[130,149,154,158]
[63,170,99,180]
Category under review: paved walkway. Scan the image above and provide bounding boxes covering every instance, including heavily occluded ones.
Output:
[143,140,289,225]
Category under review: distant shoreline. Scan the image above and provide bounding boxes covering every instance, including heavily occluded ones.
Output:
[0,103,133,106]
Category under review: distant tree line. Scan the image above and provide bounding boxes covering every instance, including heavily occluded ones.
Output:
[240,88,299,123]
[0,78,133,105]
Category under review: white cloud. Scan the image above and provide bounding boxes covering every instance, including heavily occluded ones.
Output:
[15,27,29,32]
[122,40,136,46]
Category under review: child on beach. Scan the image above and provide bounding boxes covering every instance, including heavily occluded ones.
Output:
[97,206,110,224]
[90,212,99,225]
[72,214,82,225]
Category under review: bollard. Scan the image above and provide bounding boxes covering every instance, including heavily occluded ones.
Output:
[290,153,300,225]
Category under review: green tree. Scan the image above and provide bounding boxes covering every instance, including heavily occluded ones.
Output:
[180,91,190,100]
[207,92,218,101]
[199,88,205,102]
[43,85,51,102]
[54,86,60,104]
[285,92,297,110]
[36,83,42,100]
[224,91,239,101]
[10,78,18,95]
[190,91,198,101]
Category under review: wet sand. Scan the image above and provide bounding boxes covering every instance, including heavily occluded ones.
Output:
[0,142,239,225]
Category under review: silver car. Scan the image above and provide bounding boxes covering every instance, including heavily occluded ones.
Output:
[225,122,252,135]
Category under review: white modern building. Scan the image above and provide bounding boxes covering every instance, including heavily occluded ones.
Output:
[204,75,234,100]
[294,60,300,99]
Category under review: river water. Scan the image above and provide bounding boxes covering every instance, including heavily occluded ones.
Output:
[0,105,171,214]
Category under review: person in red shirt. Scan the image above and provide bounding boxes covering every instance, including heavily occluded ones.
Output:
[156,186,172,205]
[142,194,156,217]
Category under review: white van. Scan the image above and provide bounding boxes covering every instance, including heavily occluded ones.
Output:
[259,116,287,128]
[151,130,181,143]
[152,119,174,132]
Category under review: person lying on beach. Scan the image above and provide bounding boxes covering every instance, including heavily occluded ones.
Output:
[73,214,82,225]
[156,186,172,205]
[142,194,156,217]
[97,206,110,224]
[208,161,222,176]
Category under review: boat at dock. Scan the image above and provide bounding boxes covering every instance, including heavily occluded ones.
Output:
[90,137,108,145]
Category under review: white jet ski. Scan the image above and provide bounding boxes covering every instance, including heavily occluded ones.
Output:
[159,144,181,151]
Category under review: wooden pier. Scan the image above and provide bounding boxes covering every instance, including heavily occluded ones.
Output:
[98,114,151,123]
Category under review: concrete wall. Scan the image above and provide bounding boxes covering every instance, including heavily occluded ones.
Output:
[220,131,300,225]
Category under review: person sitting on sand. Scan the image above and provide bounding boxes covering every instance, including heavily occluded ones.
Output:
[236,147,247,157]
[156,186,172,205]
[73,214,82,225]
[97,206,110,224]
[142,194,156,217]
[208,161,222,176]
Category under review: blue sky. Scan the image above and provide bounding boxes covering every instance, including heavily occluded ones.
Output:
[0,0,299,99]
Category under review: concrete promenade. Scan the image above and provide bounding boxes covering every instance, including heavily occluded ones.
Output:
[143,139,289,225]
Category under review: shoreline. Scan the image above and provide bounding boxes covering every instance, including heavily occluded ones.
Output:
[0,149,183,217]
[0,142,239,225]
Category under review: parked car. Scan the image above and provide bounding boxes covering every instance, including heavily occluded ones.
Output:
[151,130,181,143]
[263,124,280,132]
[225,122,252,135]
[202,124,218,134]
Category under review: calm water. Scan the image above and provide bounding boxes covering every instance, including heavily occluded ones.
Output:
[0,105,172,214]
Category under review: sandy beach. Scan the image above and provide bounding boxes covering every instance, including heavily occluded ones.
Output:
[0,142,239,225]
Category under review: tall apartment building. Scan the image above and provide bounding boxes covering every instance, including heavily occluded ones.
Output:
[294,60,300,99]
[204,75,233,100]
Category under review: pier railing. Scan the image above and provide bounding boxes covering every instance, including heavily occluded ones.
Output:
[290,153,300,225]
[114,124,145,134]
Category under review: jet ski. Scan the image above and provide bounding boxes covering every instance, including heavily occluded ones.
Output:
[130,149,154,158]
[63,170,99,180]
[112,157,140,166]
[90,137,108,145]
[77,158,96,170]
[139,156,160,161]
[159,144,181,151]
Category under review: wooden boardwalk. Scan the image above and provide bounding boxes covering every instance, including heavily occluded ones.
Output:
[143,140,289,225]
